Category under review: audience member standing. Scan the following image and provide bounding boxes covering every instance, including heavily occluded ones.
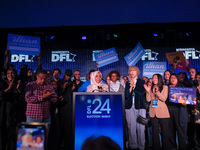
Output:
[108,70,124,92]
[53,68,62,86]
[25,69,58,123]
[187,72,200,149]
[73,70,84,91]
[125,66,146,150]
[188,68,198,87]
[144,74,170,150]
[1,69,21,150]
[163,70,172,85]
[59,69,75,150]
[167,73,188,150]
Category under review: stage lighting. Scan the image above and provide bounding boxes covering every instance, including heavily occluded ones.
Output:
[50,36,54,39]
[153,33,158,37]
[113,34,118,37]
[186,33,190,36]
[82,36,87,40]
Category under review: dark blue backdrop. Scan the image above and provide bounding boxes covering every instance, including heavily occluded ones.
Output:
[8,47,200,81]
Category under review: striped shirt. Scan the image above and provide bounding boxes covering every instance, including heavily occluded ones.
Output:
[25,81,58,119]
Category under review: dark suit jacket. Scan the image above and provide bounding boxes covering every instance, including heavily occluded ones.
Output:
[125,78,146,109]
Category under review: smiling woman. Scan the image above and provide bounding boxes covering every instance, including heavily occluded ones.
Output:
[87,71,108,92]
[1,68,21,150]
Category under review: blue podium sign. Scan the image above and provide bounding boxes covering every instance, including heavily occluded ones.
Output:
[73,92,125,150]
[7,33,40,55]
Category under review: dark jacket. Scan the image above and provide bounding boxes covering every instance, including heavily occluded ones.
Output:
[125,78,146,109]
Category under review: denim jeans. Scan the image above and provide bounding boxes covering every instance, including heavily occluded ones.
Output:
[26,116,51,124]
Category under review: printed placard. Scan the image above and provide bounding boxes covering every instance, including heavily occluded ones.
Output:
[94,47,119,68]
[124,42,145,66]
[7,33,40,55]
[143,62,166,78]
[165,51,185,64]
[169,87,197,105]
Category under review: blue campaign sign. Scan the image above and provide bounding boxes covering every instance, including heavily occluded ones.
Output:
[94,47,119,68]
[73,92,125,150]
[143,62,166,78]
[124,42,145,66]
[7,33,40,55]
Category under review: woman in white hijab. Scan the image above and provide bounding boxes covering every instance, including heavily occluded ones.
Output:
[87,71,108,92]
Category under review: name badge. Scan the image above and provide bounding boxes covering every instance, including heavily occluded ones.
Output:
[152,99,158,108]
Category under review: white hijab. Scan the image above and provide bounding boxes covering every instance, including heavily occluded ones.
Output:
[90,71,103,91]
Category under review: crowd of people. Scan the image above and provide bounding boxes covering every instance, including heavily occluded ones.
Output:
[0,50,200,150]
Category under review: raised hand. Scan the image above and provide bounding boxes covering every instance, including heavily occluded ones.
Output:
[144,84,151,93]
[59,96,64,101]
[8,80,15,90]
[17,80,21,93]
[72,84,76,91]
[4,49,11,57]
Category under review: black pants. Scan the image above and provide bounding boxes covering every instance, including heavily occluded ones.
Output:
[151,117,169,150]
[187,123,200,149]
[168,107,187,150]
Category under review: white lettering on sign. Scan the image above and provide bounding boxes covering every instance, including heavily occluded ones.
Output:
[142,49,159,61]
[11,54,35,62]
[176,48,200,59]
[92,50,103,61]
[144,63,165,69]
[12,36,38,44]
[51,51,76,62]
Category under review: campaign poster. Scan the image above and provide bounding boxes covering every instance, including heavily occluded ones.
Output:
[7,33,40,55]
[94,47,119,68]
[124,42,145,66]
[143,62,166,78]
[165,51,185,64]
[73,93,125,150]
[169,87,197,105]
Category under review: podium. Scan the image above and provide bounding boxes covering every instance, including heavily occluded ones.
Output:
[73,92,125,150]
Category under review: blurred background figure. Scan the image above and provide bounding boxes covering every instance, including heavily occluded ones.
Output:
[81,136,121,150]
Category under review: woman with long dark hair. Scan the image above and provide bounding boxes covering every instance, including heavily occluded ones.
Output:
[1,69,21,150]
[163,70,172,85]
[167,73,188,150]
[144,74,170,150]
